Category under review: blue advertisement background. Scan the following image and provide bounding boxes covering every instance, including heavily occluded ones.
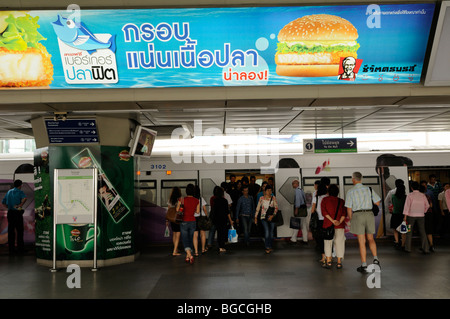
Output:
[22,3,435,89]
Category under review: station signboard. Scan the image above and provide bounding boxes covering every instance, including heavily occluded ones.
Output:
[304,138,357,153]
[45,119,99,144]
[0,3,435,89]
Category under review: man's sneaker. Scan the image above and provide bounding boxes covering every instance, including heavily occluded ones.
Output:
[357,265,367,273]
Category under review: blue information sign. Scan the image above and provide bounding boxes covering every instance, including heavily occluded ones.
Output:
[45,119,99,144]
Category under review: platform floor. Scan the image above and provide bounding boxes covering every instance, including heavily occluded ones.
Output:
[0,237,449,301]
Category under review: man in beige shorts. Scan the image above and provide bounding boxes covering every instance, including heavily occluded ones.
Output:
[345,172,381,273]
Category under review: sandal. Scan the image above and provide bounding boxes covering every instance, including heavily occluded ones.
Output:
[322,261,332,269]
[336,263,343,269]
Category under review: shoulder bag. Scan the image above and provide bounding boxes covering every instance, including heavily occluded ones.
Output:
[294,189,308,218]
[165,206,178,223]
[265,196,275,218]
[323,198,341,240]
[369,187,379,216]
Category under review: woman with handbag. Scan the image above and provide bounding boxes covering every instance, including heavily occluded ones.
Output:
[255,185,279,254]
[193,185,210,256]
[321,184,347,269]
[167,187,182,256]
[211,186,234,253]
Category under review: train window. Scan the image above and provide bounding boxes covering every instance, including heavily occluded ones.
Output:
[161,179,197,207]
[136,180,157,206]
[201,178,217,206]
[278,177,299,204]
[303,176,339,186]
[344,176,379,185]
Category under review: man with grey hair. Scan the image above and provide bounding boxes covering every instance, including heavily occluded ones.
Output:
[345,172,381,273]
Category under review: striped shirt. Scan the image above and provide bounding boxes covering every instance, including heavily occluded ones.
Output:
[345,183,381,212]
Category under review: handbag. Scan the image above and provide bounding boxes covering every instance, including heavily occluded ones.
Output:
[290,216,301,229]
[369,187,379,216]
[198,215,211,230]
[165,206,178,223]
[323,198,341,240]
[272,210,284,226]
[309,212,319,233]
[175,198,184,223]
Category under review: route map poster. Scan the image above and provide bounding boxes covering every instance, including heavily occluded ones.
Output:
[54,168,96,225]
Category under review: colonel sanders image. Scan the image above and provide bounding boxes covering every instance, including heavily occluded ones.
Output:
[338,56,357,81]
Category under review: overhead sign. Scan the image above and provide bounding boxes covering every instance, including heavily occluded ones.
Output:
[45,119,99,144]
[304,138,357,153]
[53,168,97,224]
[0,3,435,89]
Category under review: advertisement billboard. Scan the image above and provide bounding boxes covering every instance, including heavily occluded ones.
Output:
[0,3,435,89]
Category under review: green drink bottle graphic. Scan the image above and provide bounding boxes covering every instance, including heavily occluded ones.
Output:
[71,148,130,223]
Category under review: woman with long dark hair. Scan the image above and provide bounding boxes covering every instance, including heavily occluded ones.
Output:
[311,182,328,265]
[168,187,182,256]
[391,183,407,249]
[211,186,233,253]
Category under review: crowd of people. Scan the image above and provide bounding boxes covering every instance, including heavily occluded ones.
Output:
[165,172,450,273]
[166,175,280,262]
[385,174,450,254]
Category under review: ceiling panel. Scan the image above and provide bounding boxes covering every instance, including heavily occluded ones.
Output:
[0,95,450,140]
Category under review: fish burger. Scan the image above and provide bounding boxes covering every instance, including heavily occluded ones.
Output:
[275,14,359,77]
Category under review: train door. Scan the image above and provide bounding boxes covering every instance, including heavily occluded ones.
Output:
[150,170,198,207]
[199,170,225,209]
[275,168,301,237]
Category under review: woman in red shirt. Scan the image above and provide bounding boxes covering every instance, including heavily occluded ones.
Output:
[321,184,347,269]
[177,184,200,264]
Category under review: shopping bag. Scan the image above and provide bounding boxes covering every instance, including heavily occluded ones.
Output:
[228,226,238,243]
[396,221,408,234]
[290,217,301,230]
[164,225,170,238]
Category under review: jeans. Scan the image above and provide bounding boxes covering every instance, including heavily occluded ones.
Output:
[261,219,275,249]
[207,224,217,246]
[240,215,252,244]
[7,210,24,253]
[180,221,196,253]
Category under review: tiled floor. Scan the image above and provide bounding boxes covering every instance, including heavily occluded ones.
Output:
[0,238,449,300]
